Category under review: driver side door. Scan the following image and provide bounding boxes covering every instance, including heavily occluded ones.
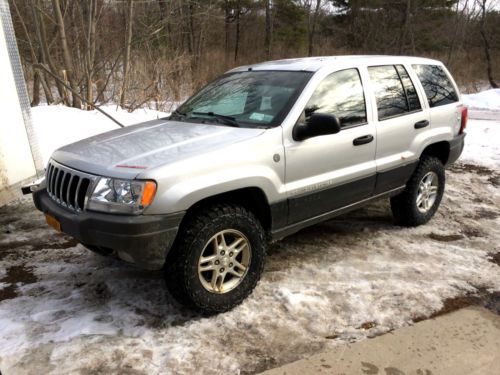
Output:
[284,68,377,224]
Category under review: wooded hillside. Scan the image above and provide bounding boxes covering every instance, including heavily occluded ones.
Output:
[10,0,500,111]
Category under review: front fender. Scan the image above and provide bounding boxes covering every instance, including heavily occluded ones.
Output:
[146,165,282,214]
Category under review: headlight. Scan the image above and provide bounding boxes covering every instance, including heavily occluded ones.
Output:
[87,178,157,214]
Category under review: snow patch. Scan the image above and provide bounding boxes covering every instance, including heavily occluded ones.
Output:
[461,118,500,169]
[462,89,500,111]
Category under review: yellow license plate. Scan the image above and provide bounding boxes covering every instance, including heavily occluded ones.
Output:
[45,214,61,232]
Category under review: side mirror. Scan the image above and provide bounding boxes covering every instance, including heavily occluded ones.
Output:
[293,113,341,141]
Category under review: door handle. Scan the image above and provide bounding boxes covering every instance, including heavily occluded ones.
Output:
[353,135,374,146]
[414,120,430,129]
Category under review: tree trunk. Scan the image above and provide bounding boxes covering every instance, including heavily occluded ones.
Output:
[120,0,134,108]
[478,0,498,88]
[446,0,465,65]
[31,71,41,107]
[234,1,241,62]
[32,0,61,104]
[38,46,54,104]
[225,0,231,60]
[51,0,82,108]
[398,0,411,54]
[158,0,166,22]
[85,0,98,109]
[187,1,197,72]
[264,0,272,58]
[308,0,321,57]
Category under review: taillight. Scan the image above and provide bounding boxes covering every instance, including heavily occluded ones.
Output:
[459,106,468,134]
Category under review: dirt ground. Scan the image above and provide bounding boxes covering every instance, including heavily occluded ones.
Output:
[0,162,499,375]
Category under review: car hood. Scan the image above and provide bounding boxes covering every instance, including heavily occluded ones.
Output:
[52,119,266,179]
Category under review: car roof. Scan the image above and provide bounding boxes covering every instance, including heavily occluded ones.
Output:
[228,55,443,73]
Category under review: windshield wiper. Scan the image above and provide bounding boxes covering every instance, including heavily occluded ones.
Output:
[167,109,187,120]
[191,111,240,127]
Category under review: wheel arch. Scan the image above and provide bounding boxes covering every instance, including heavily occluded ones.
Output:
[180,187,274,233]
[420,141,450,165]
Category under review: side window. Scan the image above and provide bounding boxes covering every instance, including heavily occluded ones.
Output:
[302,68,367,128]
[412,64,459,108]
[368,65,408,120]
[395,65,421,111]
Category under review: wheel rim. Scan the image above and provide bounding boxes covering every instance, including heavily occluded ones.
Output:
[198,229,251,294]
[416,171,439,213]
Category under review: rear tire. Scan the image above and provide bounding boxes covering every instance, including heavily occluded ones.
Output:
[390,156,445,227]
[165,204,266,314]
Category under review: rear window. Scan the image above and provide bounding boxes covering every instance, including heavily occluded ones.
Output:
[412,64,458,108]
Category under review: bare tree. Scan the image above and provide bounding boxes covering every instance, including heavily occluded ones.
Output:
[120,0,134,108]
[234,0,241,61]
[398,0,412,54]
[447,0,468,65]
[307,0,322,57]
[477,0,498,88]
[51,0,81,108]
[264,0,272,58]
[31,0,67,104]
[82,0,98,108]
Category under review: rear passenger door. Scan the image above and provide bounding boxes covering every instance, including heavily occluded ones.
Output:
[412,64,461,135]
[368,64,429,194]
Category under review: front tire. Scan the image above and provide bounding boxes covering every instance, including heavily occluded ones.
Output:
[390,156,445,227]
[165,204,266,314]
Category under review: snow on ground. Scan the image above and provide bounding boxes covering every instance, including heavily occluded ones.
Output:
[460,118,500,169]
[463,89,500,111]
[0,102,499,374]
[32,105,169,165]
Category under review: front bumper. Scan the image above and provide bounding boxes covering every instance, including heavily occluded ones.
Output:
[33,189,184,270]
[446,132,466,166]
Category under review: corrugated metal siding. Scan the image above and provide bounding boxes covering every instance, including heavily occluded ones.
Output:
[0,0,43,176]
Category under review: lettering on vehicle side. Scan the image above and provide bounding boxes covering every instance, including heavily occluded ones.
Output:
[290,178,340,197]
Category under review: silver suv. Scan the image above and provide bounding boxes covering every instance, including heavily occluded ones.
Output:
[30,56,467,313]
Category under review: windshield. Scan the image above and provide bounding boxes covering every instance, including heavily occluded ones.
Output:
[172,71,313,128]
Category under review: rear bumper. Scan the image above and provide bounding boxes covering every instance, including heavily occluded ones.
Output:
[446,132,466,166]
[33,189,184,270]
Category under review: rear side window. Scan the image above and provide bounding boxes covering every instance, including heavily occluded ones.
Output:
[303,68,367,128]
[368,65,409,120]
[412,64,458,107]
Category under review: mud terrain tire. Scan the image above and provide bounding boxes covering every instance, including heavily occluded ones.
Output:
[391,156,445,227]
[165,204,266,314]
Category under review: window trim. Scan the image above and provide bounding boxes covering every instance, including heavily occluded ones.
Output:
[368,64,423,122]
[395,64,422,113]
[376,108,424,122]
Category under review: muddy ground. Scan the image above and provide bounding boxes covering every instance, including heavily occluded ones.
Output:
[0,162,499,374]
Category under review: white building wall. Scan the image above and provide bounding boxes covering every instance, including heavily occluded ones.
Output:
[0,0,43,206]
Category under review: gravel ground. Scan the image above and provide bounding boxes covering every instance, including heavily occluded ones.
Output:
[0,159,499,374]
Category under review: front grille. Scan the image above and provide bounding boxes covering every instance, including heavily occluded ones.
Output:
[46,160,96,212]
